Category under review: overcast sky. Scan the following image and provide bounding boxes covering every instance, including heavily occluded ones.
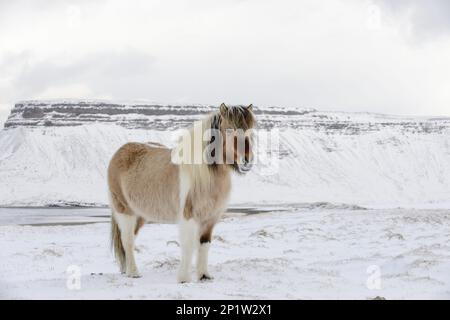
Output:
[1,0,450,124]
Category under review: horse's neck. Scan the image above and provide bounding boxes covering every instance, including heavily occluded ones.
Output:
[190,164,231,194]
[209,165,231,192]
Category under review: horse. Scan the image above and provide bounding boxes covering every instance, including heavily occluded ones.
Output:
[108,103,255,282]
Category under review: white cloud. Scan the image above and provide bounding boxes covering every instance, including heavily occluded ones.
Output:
[375,0,450,41]
[0,0,450,117]
[35,83,95,100]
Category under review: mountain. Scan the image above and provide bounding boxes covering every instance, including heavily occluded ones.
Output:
[1,99,450,208]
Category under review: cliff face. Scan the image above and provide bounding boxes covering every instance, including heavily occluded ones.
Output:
[1,100,450,207]
[5,100,450,133]
[4,100,313,130]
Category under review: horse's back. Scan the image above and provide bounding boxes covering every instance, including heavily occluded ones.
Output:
[108,142,180,222]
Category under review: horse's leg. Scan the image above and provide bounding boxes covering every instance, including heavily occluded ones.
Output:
[114,212,141,278]
[135,217,146,235]
[197,222,214,281]
[177,218,198,283]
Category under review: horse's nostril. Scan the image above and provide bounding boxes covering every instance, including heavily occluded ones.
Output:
[241,158,253,171]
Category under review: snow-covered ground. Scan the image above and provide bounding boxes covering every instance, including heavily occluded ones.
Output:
[1,100,449,300]
[1,206,450,300]
[1,100,450,208]
[2,123,450,208]
[0,105,9,130]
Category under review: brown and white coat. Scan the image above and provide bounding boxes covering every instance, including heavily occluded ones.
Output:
[108,103,255,282]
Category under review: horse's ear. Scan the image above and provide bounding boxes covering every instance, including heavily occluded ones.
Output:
[220,103,227,115]
[247,104,253,111]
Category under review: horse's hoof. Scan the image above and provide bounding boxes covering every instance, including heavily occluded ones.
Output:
[199,274,214,282]
[126,271,142,278]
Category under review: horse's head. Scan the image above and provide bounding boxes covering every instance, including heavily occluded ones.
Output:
[215,103,256,174]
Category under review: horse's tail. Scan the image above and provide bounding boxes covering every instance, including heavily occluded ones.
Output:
[110,213,126,272]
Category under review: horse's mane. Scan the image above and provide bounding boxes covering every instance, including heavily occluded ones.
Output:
[219,105,255,131]
[175,105,255,193]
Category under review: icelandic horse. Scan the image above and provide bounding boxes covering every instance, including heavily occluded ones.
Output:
[108,103,255,282]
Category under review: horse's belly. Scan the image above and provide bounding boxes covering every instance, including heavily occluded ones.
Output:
[121,148,180,223]
[138,212,177,224]
[128,195,179,224]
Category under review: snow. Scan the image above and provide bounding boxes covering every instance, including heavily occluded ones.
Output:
[1,100,450,208]
[1,207,449,299]
[0,108,9,130]
[1,100,450,299]
[1,123,450,208]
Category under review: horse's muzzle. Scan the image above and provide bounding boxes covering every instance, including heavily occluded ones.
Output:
[238,160,253,174]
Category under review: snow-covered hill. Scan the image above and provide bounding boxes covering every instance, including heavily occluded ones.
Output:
[1,100,450,207]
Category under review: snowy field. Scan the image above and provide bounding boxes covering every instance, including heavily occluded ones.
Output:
[1,101,450,299]
[2,101,450,208]
[1,206,450,300]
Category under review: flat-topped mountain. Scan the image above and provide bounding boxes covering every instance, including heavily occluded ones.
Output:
[1,99,450,207]
[4,100,450,134]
